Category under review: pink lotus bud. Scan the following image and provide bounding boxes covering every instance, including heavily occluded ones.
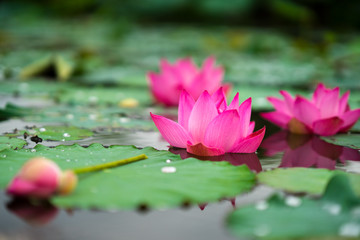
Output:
[147,57,231,106]
[151,88,265,156]
[6,157,77,198]
[261,83,360,136]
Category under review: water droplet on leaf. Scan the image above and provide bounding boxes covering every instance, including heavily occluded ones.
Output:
[339,222,360,237]
[323,203,341,215]
[285,196,302,207]
[255,200,268,211]
[161,166,176,173]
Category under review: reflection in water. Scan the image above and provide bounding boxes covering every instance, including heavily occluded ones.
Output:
[7,198,58,225]
[169,148,262,173]
[260,131,360,169]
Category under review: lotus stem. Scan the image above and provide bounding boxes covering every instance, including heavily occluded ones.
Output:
[72,154,148,174]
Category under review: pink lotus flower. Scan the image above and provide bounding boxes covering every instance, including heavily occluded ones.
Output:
[147,57,231,106]
[6,157,77,198]
[151,88,266,156]
[261,83,360,136]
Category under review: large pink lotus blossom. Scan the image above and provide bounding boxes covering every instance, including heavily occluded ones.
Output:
[7,157,77,198]
[151,88,266,156]
[147,57,231,106]
[261,83,360,136]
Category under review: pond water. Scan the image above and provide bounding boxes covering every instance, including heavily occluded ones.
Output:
[0,118,359,240]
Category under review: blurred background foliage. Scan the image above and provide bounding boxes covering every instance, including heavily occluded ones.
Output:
[3,0,360,30]
[0,0,360,131]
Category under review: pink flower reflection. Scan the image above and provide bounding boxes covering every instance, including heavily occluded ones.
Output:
[7,198,58,226]
[169,148,262,173]
[260,131,360,169]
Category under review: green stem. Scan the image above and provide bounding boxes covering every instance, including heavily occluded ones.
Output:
[72,154,148,174]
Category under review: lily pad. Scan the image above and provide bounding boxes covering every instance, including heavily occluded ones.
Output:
[57,86,151,106]
[321,134,360,149]
[258,168,360,196]
[0,137,27,152]
[0,144,256,209]
[227,174,360,239]
[20,55,73,81]
[6,125,93,141]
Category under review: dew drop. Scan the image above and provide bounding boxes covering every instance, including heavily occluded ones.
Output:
[255,200,269,211]
[339,222,360,237]
[166,159,171,163]
[254,224,270,237]
[323,203,341,215]
[39,127,46,132]
[61,139,65,142]
[66,159,71,162]
[56,155,60,158]
[2,155,6,158]
[285,196,302,207]
[63,133,71,138]
[161,166,176,173]
[30,149,36,153]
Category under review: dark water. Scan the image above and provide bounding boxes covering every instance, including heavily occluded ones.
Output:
[0,119,359,240]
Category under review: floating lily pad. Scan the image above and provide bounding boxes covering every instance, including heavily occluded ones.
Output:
[321,134,360,149]
[6,126,93,141]
[227,174,360,239]
[23,105,157,131]
[0,137,27,152]
[0,79,74,97]
[0,103,34,120]
[258,168,360,196]
[0,144,256,209]
[57,86,151,106]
